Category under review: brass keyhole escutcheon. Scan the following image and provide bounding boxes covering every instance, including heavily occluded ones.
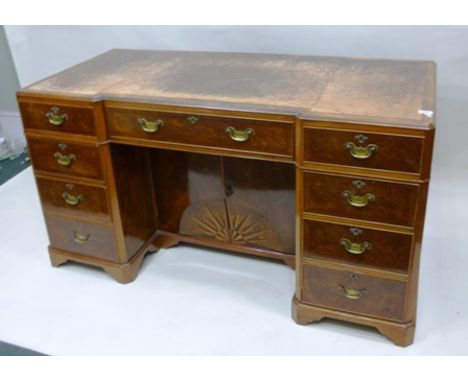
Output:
[224,181,234,197]
[350,227,363,236]
[187,116,199,124]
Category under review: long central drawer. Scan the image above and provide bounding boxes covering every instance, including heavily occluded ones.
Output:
[105,107,294,158]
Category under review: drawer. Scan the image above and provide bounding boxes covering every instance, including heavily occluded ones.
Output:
[44,213,118,262]
[303,128,424,174]
[303,172,419,227]
[106,108,294,157]
[19,101,96,136]
[302,264,406,321]
[303,220,412,272]
[27,138,103,180]
[36,177,110,221]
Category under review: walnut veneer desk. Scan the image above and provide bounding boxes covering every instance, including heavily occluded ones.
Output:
[18,49,436,346]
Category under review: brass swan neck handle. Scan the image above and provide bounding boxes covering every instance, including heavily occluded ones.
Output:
[339,238,372,255]
[225,126,255,142]
[339,285,367,300]
[344,142,378,159]
[46,106,68,126]
[342,191,375,208]
[138,117,164,133]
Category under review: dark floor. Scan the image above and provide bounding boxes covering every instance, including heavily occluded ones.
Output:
[0,341,46,356]
[0,149,30,185]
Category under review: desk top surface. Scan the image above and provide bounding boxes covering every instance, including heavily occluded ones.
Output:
[23,49,436,128]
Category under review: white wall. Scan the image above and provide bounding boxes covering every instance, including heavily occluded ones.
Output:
[0,26,20,111]
[5,26,467,87]
[4,25,468,170]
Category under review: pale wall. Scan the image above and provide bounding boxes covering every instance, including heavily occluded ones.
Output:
[0,26,19,111]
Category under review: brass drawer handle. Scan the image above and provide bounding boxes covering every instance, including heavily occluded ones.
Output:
[73,231,90,244]
[344,142,378,159]
[225,126,255,142]
[342,191,375,208]
[54,152,76,166]
[339,285,367,300]
[339,238,372,255]
[46,106,68,126]
[62,192,83,206]
[138,117,164,133]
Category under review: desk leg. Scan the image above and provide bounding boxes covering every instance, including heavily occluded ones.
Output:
[291,297,416,346]
[49,246,157,284]
[102,249,153,284]
[152,232,181,250]
[282,256,296,269]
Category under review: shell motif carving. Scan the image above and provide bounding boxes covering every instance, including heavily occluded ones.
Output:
[179,199,284,252]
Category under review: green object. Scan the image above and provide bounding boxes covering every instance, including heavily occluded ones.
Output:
[0,340,46,356]
[0,149,30,185]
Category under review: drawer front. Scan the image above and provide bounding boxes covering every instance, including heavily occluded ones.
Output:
[303,128,424,174]
[36,177,110,221]
[44,214,118,262]
[27,138,103,180]
[302,264,406,321]
[303,220,412,272]
[303,172,419,227]
[19,102,96,136]
[106,108,294,157]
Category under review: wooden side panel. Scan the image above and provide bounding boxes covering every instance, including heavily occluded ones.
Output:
[150,149,191,233]
[110,144,159,259]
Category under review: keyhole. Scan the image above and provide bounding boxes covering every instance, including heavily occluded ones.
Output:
[224,181,233,197]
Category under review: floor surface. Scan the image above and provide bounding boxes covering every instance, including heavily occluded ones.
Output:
[0,149,30,185]
[0,167,467,355]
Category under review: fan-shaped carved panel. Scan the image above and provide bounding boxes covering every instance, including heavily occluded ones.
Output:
[179,199,284,252]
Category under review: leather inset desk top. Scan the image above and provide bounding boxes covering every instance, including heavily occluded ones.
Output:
[25,49,436,128]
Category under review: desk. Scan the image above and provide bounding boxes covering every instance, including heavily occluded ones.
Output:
[17,49,436,346]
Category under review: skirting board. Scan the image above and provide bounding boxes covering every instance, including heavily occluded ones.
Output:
[0,111,25,147]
